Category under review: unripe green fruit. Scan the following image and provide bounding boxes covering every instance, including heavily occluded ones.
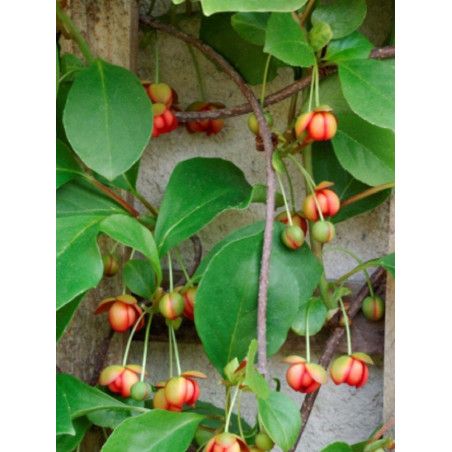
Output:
[102,253,120,277]
[159,292,184,320]
[281,225,305,250]
[248,111,274,135]
[311,220,335,243]
[362,296,385,321]
[130,381,151,401]
[255,432,275,451]
[308,21,333,51]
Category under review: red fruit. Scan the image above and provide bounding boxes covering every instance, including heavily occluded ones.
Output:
[275,211,308,236]
[102,253,120,277]
[294,105,338,144]
[99,364,145,398]
[159,292,184,320]
[152,103,178,137]
[94,294,144,333]
[281,225,305,250]
[283,356,328,393]
[302,182,340,222]
[362,296,385,321]
[205,432,250,452]
[142,81,178,107]
[182,286,197,320]
[153,388,183,412]
[185,101,225,135]
[311,220,335,244]
[330,352,373,388]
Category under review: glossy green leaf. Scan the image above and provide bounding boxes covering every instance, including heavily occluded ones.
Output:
[56,215,104,309]
[258,391,302,451]
[242,339,270,399]
[57,81,72,146]
[324,32,373,63]
[264,13,315,67]
[60,53,85,76]
[88,397,146,429]
[63,59,153,180]
[154,157,253,257]
[312,141,392,223]
[195,222,322,375]
[292,297,327,336]
[57,374,137,419]
[376,252,395,278]
[320,442,353,452]
[194,221,266,278]
[56,417,91,452]
[338,59,395,130]
[311,0,367,39]
[56,292,85,341]
[331,115,395,186]
[56,138,84,189]
[200,13,284,85]
[231,12,270,46]
[99,215,161,284]
[251,184,285,207]
[312,73,353,115]
[56,45,60,96]
[100,410,204,452]
[122,259,156,299]
[200,0,307,16]
[95,160,141,192]
[56,179,128,217]
[56,382,75,436]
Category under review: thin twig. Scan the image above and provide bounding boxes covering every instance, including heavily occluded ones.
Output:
[368,416,395,443]
[139,16,276,376]
[289,267,387,451]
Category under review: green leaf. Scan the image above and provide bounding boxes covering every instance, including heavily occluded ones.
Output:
[88,397,145,429]
[122,259,156,299]
[264,13,315,67]
[250,184,285,207]
[56,215,104,309]
[56,292,85,341]
[57,81,72,146]
[56,417,91,452]
[195,222,322,375]
[324,32,373,63]
[63,59,153,180]
[291,297,327,336]
[56,138,84,189]
[95,160,141,192]
[376,252,395,278]
[231,12,270,46]
[200,0,307,16]
[319,442,353,452]
[331,114,395,186]
[56,382,75,436]
[56,179,128,217]
[242,339,270,398]
[338,59,395,129]
[154,157,253,257]
[100,410,204,452]
[312,141,392,223]
[60,53,85,75]
[311,0,367,39]
[56,45,59,96]
[258,391,302,451]
[99,215,162,285]
[200,13,284,85]
[57,374,137,419]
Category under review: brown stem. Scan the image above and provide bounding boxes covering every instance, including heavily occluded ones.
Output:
[135,25,395,124]
[368,416,395,443]
[289,267,387,451]
[139,15,276,376]
[90,178,140,217]
[299,0,317,26]
[341,182,395,208]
